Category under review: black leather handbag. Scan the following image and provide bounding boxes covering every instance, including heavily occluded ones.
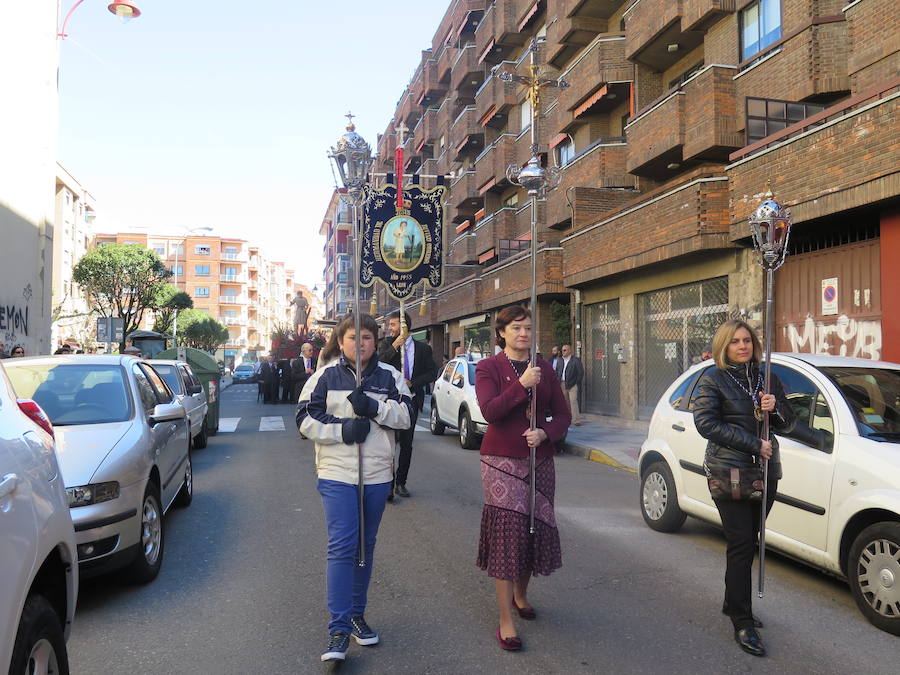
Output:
[704,455,765,501]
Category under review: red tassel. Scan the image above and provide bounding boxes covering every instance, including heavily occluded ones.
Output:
[395,145,404,208]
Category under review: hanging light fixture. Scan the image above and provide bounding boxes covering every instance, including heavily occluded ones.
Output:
[108,1,141,22]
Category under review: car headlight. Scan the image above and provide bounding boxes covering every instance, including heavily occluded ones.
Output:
[66,481,120,508]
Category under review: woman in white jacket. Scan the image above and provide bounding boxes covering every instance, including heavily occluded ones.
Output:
[296,313,413,664]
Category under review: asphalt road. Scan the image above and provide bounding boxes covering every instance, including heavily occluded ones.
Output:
[67,384,897,674]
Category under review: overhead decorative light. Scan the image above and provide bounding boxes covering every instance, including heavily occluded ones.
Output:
[667,43,679,52]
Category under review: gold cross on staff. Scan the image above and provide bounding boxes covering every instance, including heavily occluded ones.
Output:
[345,111,356,129]
[395,120,409,146]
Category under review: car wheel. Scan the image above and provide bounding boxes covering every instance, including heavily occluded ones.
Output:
[430,403,445,435]
[174,449,193,508]
[459,409,480,450]
[847,522,900,636]
[9,594,69,675]
[193,421,208,449]
[128,482,165,584]
[640,461,686,532]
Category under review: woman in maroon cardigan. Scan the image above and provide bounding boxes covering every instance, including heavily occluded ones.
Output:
[475,305,571,651]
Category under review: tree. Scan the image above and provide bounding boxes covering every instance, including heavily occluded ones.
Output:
[72,244,173,350]
[151,283,193,335]
[177,310,229,353]
[550,300,572,347]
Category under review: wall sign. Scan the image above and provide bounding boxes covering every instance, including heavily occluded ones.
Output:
[821,278,838,316]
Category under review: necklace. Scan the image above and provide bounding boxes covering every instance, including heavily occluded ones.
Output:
[502,350,533,419]
[725,368,765,421]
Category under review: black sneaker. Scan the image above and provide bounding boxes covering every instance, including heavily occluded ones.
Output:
[321,631,350,662]
[395,484,411,498]
[350,616,379,646]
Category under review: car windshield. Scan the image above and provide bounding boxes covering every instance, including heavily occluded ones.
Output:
[236,366,253,373]
[820,367,900,441]
[152,364,182,394]
[6,363,131,426]
[467,363,476,386]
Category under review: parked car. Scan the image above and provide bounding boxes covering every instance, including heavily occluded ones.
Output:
[430,356,487,449]
[638,354,900,636]
[148,359,209,449]
[4,355,192,583]
[233,363,256,383]
[1,361,78,675]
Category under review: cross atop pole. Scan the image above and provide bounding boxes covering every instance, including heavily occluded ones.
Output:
[345,111,356,129]
[395,121,410,146]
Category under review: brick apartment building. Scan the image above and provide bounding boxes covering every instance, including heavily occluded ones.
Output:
[320,189,375,322]
[93,232,296,367]
[338,0,898,420]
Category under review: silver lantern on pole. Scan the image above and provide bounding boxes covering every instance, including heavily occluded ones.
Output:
[328,113,373,568]
[497,37,566,535]
[748,192,792,597]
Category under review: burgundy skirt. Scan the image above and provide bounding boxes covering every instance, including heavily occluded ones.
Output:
[476,454,562,580]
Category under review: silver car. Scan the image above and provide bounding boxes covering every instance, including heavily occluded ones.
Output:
[0,361,77,674]
[5,355,192,583]
[148,360,209,449]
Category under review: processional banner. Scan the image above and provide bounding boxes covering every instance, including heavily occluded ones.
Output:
[360,179,445,301]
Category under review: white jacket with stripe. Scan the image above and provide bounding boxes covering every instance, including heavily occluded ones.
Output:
[296,355,413,485]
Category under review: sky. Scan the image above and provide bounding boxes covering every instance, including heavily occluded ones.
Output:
[57,0,449,288]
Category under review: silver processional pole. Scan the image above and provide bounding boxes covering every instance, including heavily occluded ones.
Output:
[498,38,567,535]
[329,113,373,568]
[748,192,792,597]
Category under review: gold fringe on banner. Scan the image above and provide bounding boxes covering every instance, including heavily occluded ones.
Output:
[370,297,377,315]
[419,298,427,316]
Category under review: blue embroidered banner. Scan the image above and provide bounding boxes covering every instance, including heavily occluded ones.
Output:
[360,182,445,300]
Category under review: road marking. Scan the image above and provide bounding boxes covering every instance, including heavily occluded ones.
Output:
[259,416,285,432]
[219,417,241,433]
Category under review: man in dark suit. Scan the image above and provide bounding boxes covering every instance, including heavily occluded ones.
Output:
[377,310,436,498]
[557,344,585,426]
[259,355,279,404]
[291,342,317,402]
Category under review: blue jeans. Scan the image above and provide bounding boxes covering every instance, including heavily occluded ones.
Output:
[317,479,391,634]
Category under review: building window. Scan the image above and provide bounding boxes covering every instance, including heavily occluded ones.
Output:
[745,97,826,144]
[556,138,575,167]
[195,264,210,276]
[502,192,519,208]
[498,238,530,262]
[151,244,165,256]
[195,287,210,297]
[195,244,211,255]
[520,98,532,132]
[170,265,183,277]
[740,0,781,61]
[668,61,704,89]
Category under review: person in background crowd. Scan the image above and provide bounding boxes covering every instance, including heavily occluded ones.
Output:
[296,313,413,664]
[474,305,570,651]
[260,355,279,404]
[377,310,436,499]
[10,345,25,357]
[549,345,561,373]
[0,341,7,358]
[692,319,829,658]
[54,344,72,355]
[693,344,714,364]
[556,344,585,426]
[279,359,293,403]
[122,346,142,357]
[292,343,317,403]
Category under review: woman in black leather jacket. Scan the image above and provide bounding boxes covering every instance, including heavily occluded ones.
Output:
[692,319,812,658]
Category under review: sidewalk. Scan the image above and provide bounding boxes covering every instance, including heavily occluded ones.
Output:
[560,413,647,474]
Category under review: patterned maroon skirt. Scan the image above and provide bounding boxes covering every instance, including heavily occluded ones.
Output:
[477,454,562,580]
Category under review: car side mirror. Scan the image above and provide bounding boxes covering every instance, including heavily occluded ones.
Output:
[150,402,185,425]
[188,384,203,395]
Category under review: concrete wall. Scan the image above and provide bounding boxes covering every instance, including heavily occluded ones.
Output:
[0,2,58,356]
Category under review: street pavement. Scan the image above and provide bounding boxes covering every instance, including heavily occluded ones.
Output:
[66,384,897,674]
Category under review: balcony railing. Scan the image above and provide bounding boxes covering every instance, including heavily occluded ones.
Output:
[219,274,246,283]
[222,316,247,326]
[219,296,248,305]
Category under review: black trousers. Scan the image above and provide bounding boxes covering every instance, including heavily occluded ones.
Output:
[394,406,419,486]
[713,480,778,629]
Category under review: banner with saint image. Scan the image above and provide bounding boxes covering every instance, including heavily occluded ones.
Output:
[360,181,445,300]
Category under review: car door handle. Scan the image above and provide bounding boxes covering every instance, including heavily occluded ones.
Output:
[0,473,20,499]
[672,424,685,432]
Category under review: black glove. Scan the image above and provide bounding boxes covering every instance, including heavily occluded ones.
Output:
[341,417,371,444]
[347,386,379,418]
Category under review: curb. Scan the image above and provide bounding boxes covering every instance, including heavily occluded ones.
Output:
[562,440,638,474]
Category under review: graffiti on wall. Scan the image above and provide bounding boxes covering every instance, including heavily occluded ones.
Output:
[783,314,882,360]
[0,284,32,348]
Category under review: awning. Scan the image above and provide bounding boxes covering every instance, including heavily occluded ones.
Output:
[478,248,497,263]
[459,313,488,327]
[455,220,472,234]
[573,84,608,119]
[479,105,497,127]
[474,207,486,222]
[478,177,497,194]
[549,132,568,149]
[478,38,495,64]
[518,1,540,32]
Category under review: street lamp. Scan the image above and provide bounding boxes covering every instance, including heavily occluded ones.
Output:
[328,113,373,567]
[748,191,792,598]
[58,1,143,39]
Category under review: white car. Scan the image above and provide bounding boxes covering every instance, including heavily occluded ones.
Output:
[1,361,78,674]
[430,356,488,449]
[638,354,900,636]
[148,360,209,449]
[5,355,192,583]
